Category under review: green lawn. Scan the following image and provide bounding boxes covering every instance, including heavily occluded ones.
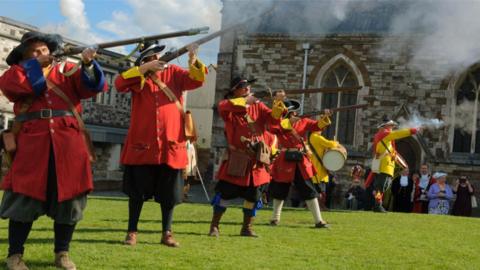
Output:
[0,195,479,270]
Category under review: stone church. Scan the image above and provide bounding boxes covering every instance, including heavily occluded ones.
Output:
[213,0,480,207]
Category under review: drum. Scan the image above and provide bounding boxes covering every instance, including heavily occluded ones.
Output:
[322,144,347,171]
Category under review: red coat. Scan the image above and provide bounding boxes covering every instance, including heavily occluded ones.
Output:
[270,118,325,183]
[0,59,107,202]
[216,100,280,187]
[115,64,204,169]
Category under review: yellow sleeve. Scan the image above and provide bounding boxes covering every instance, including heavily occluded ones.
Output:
[121,66,146,89]
[310,133,338,149]
[188,59,207,82]
[317,115,332,129]
[271,100,286,119]
[280,118,293,130]
[271,136,279,156]
[383,128,412,142]
[229,97,247,107]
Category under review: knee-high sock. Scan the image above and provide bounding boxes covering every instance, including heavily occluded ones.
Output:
[8,220,33,257]
[271,199,284,221]
[161,203,174,232]
[128,199,144,232]
[306,198,324,224]
[54,222,76,253]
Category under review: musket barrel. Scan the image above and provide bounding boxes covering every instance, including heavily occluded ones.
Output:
[301,104,368,117]
[55,27,209,57]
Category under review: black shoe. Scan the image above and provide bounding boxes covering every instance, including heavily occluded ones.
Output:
[373,205,388,213]
[315,222,330,229]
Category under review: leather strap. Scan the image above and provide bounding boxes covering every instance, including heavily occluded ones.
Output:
[150,74,184,114]
[15,110,74,122]
[45,79,96,162]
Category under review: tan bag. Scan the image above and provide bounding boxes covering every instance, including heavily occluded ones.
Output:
[256,141,271,165]
[2,131,16,153]
[227,149,250,177]
[184,110,197,141]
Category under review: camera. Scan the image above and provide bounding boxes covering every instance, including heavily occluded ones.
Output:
[459,177,467,184]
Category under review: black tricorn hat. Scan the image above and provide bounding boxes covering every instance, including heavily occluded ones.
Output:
[135,41,166,66]
[224,76,257,98]
[284,99,301,112]
[6,31,63,66]
[377,116,398,129]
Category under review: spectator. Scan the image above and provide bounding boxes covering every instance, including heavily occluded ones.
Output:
[413,164,435,213]
[452,176,475,217]
[345,165,366,210]
[391,168,414,213]
[427,172,453,215]
[325,173,337,209]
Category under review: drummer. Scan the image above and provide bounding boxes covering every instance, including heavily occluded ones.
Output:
[365,117,421,213]
[268,92,332,228]
[307,128,342,211]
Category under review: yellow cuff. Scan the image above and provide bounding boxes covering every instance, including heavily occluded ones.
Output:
[229,97,247,107]
[243,200,255,209]
[280,118,293,130]
[271,100,286,119]
[121,66,146,89]
[318,115,332,129]
[188,59,207,82]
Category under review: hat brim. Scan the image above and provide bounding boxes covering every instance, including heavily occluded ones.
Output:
[284,99,301,112]
[6,33,61,65]
[377,120,398,129]
[136,45,166,65]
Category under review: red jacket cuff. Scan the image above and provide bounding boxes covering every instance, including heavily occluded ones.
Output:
[410,128,418,135]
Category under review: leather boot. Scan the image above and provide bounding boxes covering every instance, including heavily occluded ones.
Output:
[240,214,258,237]
[124,231,137,245]
[6,254,29,270]
[161,231,180,247]
[54,251,76,270]
[208,211,224,237]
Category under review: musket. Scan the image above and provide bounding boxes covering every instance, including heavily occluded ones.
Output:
[301,103,369,117]
[159,7,276,63]
[53,27,209,57]
[252,86,362,99]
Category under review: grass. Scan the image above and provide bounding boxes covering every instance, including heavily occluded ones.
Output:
[1,195,479,270]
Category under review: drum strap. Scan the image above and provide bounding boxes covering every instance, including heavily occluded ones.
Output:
[307,134,325,167]
[290,128,308,155]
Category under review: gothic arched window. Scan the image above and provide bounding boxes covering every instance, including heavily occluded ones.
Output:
[320,62,358,145]
[453,68,480,153]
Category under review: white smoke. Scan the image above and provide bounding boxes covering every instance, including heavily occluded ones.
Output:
[382,0,480,77]
[453,100,476,134]
[398,113,445,130]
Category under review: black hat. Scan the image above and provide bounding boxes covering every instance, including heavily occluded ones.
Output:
[377,116,398,129]
[6,31,63,66]
[135,41,166,66]
[284,99,301,112]
[224,76,257,98]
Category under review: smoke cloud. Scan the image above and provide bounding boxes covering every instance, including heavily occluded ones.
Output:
[453,100,476,134]
[398,113,445,130]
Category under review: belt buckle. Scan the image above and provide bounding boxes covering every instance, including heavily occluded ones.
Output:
[40,109,52,119]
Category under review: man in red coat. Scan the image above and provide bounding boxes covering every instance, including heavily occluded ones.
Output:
[268,98,331,228]
[115,41,207,247]
[0,31,106,270]
[208,77,285,237]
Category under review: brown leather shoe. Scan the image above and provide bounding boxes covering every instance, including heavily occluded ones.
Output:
[6,254,29,270]
[161,231,180,247]
[124,231,137,245]
[54,251,76,270]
